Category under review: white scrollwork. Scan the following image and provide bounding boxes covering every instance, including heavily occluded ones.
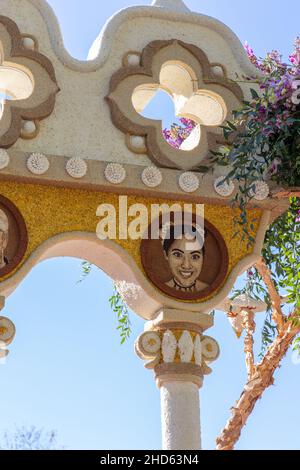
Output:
[141,332,161,355]
[201,336,220,362]
[162,330,177,363]
[135,331,161,369]
[0,317,16,346]
[178,330,194,363]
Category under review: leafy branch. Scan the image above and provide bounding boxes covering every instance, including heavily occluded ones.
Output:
[78,262,132,343]
[77,261,93,284]
[109,286,132,345]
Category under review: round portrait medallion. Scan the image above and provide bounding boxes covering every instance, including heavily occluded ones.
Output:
[0,195,28,278]
[141,212,229,301]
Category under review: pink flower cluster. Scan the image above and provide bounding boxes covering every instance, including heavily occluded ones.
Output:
[163,118,197,149]
[163,39,300,153]
[244,38,300,137]
[289,37,300,68]
[296,200,300,223]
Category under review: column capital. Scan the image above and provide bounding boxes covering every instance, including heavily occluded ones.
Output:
[135,308,219,389]
[0,297,16,359]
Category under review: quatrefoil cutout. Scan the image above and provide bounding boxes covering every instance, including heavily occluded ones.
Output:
[136,85,226,151]
[107,40,243,170]
[0,16,59,148]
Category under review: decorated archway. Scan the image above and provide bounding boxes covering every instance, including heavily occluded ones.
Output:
[0,0,294,450]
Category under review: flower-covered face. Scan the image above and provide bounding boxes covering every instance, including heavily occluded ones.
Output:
[0,230,7,248]
[166,236,204,288]
[0,229,8,268]
[0,210,9,267]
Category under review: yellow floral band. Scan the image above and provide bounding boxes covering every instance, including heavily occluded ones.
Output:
[0,181,262,294]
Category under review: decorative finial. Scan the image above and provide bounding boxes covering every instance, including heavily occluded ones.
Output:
[151,0,191,13]
[217,294,267,338]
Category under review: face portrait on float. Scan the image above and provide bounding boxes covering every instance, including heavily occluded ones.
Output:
[0,209,9,270]
[161,223,209,293]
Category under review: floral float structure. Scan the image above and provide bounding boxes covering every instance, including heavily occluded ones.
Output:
[0,0,297,450]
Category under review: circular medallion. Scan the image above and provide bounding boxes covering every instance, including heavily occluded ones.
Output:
[140,212,229,301]
[0,195,28,278]
[0,317,16,346]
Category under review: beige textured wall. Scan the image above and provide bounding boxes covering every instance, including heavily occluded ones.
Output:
[0,0,258,164]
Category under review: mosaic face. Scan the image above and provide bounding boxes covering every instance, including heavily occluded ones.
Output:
[141,214,229,301]
[0,196,28,278]
[164,236,207,292]
[0,208,9,270]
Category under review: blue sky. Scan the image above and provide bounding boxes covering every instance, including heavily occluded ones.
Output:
[1,0,299,450]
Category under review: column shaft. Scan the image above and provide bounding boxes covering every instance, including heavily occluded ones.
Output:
[160,381,201,450]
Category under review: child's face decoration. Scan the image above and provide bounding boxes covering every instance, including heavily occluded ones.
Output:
[166,236,204,288]
[0,230,8,249]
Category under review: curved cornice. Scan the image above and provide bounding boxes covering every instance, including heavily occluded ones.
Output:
[25,0,260,77]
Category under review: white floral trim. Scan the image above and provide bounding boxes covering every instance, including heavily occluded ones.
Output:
[141,166,162,188]
[250,181,269,201]
[115,281,142,302]
[104,163,126,184]
[27,153,49,175]
[179,172,199,193]
[214,176,235,197]
[66,157,87,179]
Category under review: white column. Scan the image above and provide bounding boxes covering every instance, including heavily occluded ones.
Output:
[160,381,201,450]
[135,310,219,451]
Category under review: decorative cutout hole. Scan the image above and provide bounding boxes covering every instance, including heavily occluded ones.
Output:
[131,61,227,151]
[0,61,34,119]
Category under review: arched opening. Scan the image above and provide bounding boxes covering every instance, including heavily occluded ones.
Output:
[1,256,161,449]
[0,234,162,320]
[0,61,34,119]
[131,61,227,151]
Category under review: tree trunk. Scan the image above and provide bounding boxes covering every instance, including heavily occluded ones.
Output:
[216,321,300,450]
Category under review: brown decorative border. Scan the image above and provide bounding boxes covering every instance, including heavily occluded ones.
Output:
[106,39,243,169]
[0,195,28,278]
[141,213,229,301]
[0,15,59,148]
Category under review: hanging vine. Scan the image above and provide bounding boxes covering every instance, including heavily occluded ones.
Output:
[78,262,132,344]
